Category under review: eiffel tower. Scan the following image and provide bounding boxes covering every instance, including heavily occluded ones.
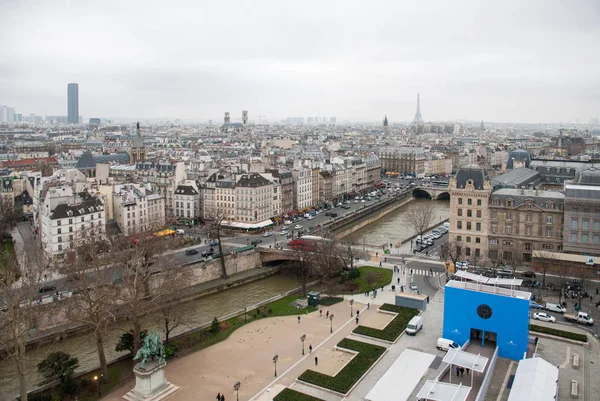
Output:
[412,93,424,124]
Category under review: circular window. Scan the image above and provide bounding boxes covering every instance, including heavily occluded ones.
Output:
[467,179,474,185]
[477,304,493,319]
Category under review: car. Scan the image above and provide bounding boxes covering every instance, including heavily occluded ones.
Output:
[345,200,350,204]
[282,225,289,230]
[250,239,262,245]
[410,282,418,291]
[306,215,314,220]
[342,205,351,209]
[325,212,332,216]
[330,212,338,217]
[201,249,215,257]
[279,230,289,235]
[361,199,366,203]
[521,271,537,278]
[263,232,272,237]
[354,200,359,203]
[185,249,199,255]
[336,203,343,207]
[533,312,556,323]
[455,261,469,270]
[425,239,433,246]
[38,285,56,294]
[529,301,544,309]
[294,224,303,230]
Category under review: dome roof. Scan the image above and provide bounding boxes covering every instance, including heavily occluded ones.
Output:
[574,167,600,185]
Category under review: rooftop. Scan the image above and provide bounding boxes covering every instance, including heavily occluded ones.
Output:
[445,279,531,300]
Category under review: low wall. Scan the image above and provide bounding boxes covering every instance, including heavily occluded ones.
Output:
[332,194,414,238]
[474,346,499,401]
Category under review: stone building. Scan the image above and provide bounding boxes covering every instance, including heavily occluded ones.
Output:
[448,166,492,261]
[174,180,201,222]
[235,173,280,223]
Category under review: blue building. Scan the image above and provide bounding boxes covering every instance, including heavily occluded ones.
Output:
[443,280,531,360]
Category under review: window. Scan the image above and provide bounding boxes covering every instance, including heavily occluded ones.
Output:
[475,248,481,257]
[467,222,472,230]
[474,222,480,231]
[491,211,497,219]
[477,199,482,206]
[507,212,512,220]
[57,220,61,226]
[507,200,513,207]
[542,244,554,250]
[58,244,62,251]
[476,210,481,218]
[489,238,498,245]
[466,236,471,243]
[58,236,62,242]
[525,227,532,236]
[467,198,472,205]
[69,227,73,233]
[503,240,513,246]
[571,219,578,229]
[524,243,532,250]
[69,218,73,224]
[546,228,552,237]
[546,216,552,224]
[582,234,589,243]
[465,247,471,256]
[467,210,472,217]
[571,233,577,242]
[57,228,62,234]
[583,220,589,230]
[458,209,463,216]
[457,236,462,241]
[594,236,599,245]
[489,250,498,259]
[594,221,600,231]
[457,221,462,230]
[505,225,512,234]
[475,237,481,244]
[492,224,497,233]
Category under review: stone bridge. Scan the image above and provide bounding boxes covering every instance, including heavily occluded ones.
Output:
[412,185,450,200]
[259,248,300,264]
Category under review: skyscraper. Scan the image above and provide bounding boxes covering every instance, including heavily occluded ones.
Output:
[67,83,79,124]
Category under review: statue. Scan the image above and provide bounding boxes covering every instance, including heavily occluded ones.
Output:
[134,331,165,370]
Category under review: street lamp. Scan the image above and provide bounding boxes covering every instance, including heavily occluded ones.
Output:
[273,354,278,377]
[233,381,241,401]
[301,334,306,355]
[93,374,103,398]
[349,299,354,317]
[329,313,335,333]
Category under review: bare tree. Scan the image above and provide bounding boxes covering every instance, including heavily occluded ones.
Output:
[507,243,523,273]
[440,240,463,271]
[555,258,571,304]
[535,250,562,287]
[206,212,228,279]
[0,250,44,401]
[58,232,117,380]
[405,203,434,242]
[156,302,189,345]
[337,241,367,271]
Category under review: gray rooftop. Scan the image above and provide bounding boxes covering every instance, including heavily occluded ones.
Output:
[491,167,540,188]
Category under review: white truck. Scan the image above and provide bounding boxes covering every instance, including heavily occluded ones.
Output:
[563,311,594,326]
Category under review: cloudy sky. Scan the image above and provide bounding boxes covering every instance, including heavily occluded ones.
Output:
[1,0,599,123]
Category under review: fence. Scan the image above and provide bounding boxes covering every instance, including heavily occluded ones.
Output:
[474,346,499,401]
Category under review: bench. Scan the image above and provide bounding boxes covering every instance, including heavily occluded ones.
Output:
[572,353,580,369]
[570,380,578,399]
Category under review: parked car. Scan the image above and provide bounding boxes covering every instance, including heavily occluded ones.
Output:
[533,312,556,323]
[455,261,469,270]
[250,239,262,245]
[185,249,199,255]
[410,282,418,291]
[294,224,303,230]
[38,285,56,294]
[201,249,215,258]
[529,301,544,309]
[406,316,423,335]
[545,303,566,314]
[521,271,537,278]
[279,230,289,235]
[342,205,351,209]
[325,212,333,216]
[437,338,462,352]
[330,212,338,217]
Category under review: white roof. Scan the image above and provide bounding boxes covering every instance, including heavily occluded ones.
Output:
[453,270,523,286]
[416,380,471,401]
[221,219,273,229]
[442,348,488,373]
[446,280,532,300]
[507,357,558,401]
[365,349,435,401]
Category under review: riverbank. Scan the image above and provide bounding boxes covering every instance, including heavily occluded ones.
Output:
[399,218,450,245]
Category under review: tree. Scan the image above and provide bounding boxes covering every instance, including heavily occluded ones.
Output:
[535,250,562,287]
[555,259,571,304]
[115,330,148,354]
[0,194,18,237]
[37,352,79,385]
[157,303,186,345]
[206,212,228,279]
[405,203,434,244]
[59,231,118,380]
[0,248,44,401]
[337,241,366,271]
[440,240,463,270]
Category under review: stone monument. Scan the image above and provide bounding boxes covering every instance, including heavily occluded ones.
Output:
[123,332,179,401]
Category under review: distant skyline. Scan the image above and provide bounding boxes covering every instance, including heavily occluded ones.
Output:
[1,0,599,123]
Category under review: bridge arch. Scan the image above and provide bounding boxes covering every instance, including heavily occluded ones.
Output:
[412,188,433,199]
[436,191,450,200]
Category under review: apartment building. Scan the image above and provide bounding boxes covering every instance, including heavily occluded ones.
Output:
[112,183,165,235]
[293,168,312,210]
[134,159,186,218]
[215,179,236,219]
[448,166,492,260]
[174,180,201,221]
[235,173,280,223]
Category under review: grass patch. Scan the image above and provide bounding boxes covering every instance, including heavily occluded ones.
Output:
[274,388,325,401]
[319,297,343,306]
[267,294,317,315]
[298,338,385,394]
[530,324,588,343]
[355,266,392,293]
[352,304,419,342]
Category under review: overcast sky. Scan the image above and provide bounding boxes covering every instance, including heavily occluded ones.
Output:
[1,0,599,123]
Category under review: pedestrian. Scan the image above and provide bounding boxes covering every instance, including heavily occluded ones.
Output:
[384,257,387,263]
[401,285,404,292]
[397,277,400,284]
[298,316,301,324]
[460,367,464,376]
[466,368,470,375]
[217,393,221,401]
[315,356,318,365]
[381,285,384,291]
[355,316,359,324]
[320,309,322,317]
[379,261,382,267]
[326,310,329,318]
[221,394,225,401]
[366,290,370,297]
[367,302,370,309]
[356,310,360,316]
[309,344,312,353]
[456,366,460,376]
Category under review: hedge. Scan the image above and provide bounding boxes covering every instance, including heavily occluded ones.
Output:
[273,388,325,401]
[352,304,419,341]
[530,324,588,343]
[298,338,386,394]
[319,297,343,306]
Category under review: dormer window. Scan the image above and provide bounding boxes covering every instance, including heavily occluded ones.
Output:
[66,210,73,217]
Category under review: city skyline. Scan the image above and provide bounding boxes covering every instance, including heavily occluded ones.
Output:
[1,1,599,123]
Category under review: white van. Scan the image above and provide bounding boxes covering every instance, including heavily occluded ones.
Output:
[406,316,423,335]
[176,229,185,235]
[436,338,462,352]
[545,303,566,314]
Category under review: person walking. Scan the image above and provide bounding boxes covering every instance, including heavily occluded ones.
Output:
[460,367,464,376]
[456,366,460,377]
[319,309,322,317]
[466,368,470,375]
[355,316,359,324]
[315,356,318,366]
[309,344,312,353]
[326,310,329,318]
[221,394,225,401]
[379,261,382,267]
[217,393,221,401]
[367,302,370,309]
[397,277,400,284]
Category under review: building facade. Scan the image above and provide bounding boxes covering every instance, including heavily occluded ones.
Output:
[174,180,201,222]
[113,183,165,235]
[235,173,280,223]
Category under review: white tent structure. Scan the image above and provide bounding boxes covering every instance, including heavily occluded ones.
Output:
[416,380,471,401]
[507,357,558,401]
[442,348,489,387]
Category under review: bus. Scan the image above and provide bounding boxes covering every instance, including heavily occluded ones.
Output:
[288,235,330,250]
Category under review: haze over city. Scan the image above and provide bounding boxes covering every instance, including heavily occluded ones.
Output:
[1,0,599,123]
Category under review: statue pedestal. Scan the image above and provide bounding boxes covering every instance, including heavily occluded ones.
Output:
[123,360,179,401]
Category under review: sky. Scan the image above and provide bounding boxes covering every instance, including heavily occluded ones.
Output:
[1,0,599,123]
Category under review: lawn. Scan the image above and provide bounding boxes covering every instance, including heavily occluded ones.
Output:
[267,294,317,315]
[352,304,419,342]
[298,338,386,394]
[274,388,325,401]
[355,266,393,293]
[319,296,343,306]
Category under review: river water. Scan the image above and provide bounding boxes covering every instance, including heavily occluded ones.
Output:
[343,198,450,247]
[0,274,300,398]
